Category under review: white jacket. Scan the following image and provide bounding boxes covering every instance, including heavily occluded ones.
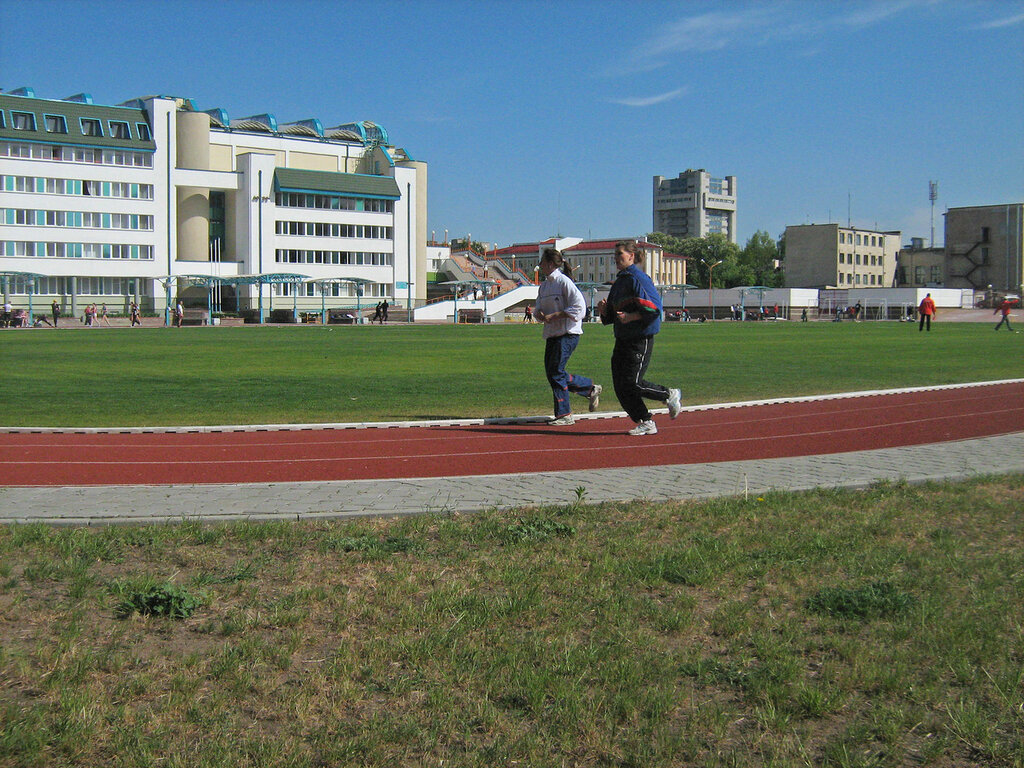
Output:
[535,268,586,339]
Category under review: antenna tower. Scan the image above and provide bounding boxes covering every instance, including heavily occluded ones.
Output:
[928,181,938,248]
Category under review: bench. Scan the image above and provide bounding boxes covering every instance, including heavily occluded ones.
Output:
[328,309,359,324]
[181,308,209,326]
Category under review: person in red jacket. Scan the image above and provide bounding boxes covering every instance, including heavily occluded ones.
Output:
[918,293,936,332]
[994,298,1016,332]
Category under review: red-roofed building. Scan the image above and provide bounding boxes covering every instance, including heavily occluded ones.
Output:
[562,239,688,286]
[489,237,687,285]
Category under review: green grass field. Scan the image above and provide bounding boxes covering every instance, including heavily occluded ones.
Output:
[2,320,1023,766]
[1,477,1022,766]
[1,321,1021,426]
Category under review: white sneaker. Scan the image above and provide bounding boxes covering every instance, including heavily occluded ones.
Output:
[548,414,575,426]
[628,420,658,436]
[666,388,682,419]
[588,384,602,412]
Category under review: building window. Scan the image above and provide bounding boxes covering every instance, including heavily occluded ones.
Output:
[12,112,36,131]
[914,266,925,284]
[44,115,67,133]
[981,227,990,243]
[0,112,5,129]
[110,121,130,139]
[136,123,151,141]
[81,118,102,136]
[980,247,989,264]
[930,266,942,283]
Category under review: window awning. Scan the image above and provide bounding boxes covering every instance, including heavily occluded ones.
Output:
[274,168,400,200]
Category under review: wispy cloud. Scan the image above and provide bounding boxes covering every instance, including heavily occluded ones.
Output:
[645,8,776,57]
[607,88,689,108]
[973,11,1024,29]
[837,0,936,28]
[622,1,939,74]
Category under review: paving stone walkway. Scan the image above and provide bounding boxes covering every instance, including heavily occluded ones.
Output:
[3,432,1021,526]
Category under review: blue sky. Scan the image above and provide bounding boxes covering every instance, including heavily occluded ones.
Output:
[3,0,1022,247]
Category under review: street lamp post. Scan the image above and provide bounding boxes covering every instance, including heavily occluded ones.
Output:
[702,258,723,320]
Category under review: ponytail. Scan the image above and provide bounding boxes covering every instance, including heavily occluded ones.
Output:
[541,247,574,280]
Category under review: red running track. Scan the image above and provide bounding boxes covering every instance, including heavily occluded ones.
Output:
[2,382,1023,487]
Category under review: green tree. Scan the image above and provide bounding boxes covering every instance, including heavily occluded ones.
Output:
[740,230,783,287]
[672,234,742,288]
[646,232,686,256]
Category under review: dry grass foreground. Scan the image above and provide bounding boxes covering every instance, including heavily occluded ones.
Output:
[1,476,1023,767]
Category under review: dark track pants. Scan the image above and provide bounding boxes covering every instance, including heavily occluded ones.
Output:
[610,335,669,423]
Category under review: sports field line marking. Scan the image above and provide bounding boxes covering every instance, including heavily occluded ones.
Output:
[5,407,1021,475]
[2,378,1022,435]
[0,387,1015,451]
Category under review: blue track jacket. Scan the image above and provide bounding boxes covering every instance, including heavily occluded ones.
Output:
[600,264,662,339]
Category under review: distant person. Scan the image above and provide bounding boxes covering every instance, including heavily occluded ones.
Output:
[918,293,936,332]
[129,301,142,327]
[381,299,389,323]
[100,303,111,326]
[801,307,808,322]
[372,302,383,324]
[1,300,11,328]
[534,248,601,426]
[596,241,681,436]
[853,301,862,322]
[523,304,533,323]
[51,299,60,328]
[174,300,184,328]
[994,297,1016,332]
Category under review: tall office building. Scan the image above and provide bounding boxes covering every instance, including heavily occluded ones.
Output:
[653,169,737,243]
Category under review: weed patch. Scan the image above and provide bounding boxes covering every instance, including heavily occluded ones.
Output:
[806,579,916,619]
[110,578,204,619]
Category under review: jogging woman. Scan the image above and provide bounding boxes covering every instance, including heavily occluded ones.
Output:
[597,241,681,435]
[534,248,601,426]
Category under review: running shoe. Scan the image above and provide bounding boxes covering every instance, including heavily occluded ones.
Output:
[627,420,658,436]
[588,384,602,412]
[666,388,682,419]
[548,414,575,426]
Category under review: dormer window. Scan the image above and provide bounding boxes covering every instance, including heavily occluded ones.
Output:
[81,118,102,136]
[45,115,68,133]
[136,122,151,141]
[110,120,130,139]
[12,111,36,131]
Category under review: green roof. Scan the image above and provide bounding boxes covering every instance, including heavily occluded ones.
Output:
[0,93,155,151]
[274,168,400,199]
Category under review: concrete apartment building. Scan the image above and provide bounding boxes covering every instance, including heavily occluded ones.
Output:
[897,238,945,287]
[0,87,427,321]
[653,169,737,244]
[784,223,900,288]
[944,203,1023,296]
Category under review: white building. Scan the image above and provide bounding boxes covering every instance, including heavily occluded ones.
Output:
[0,87,427,321]
[653,169,737,243]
